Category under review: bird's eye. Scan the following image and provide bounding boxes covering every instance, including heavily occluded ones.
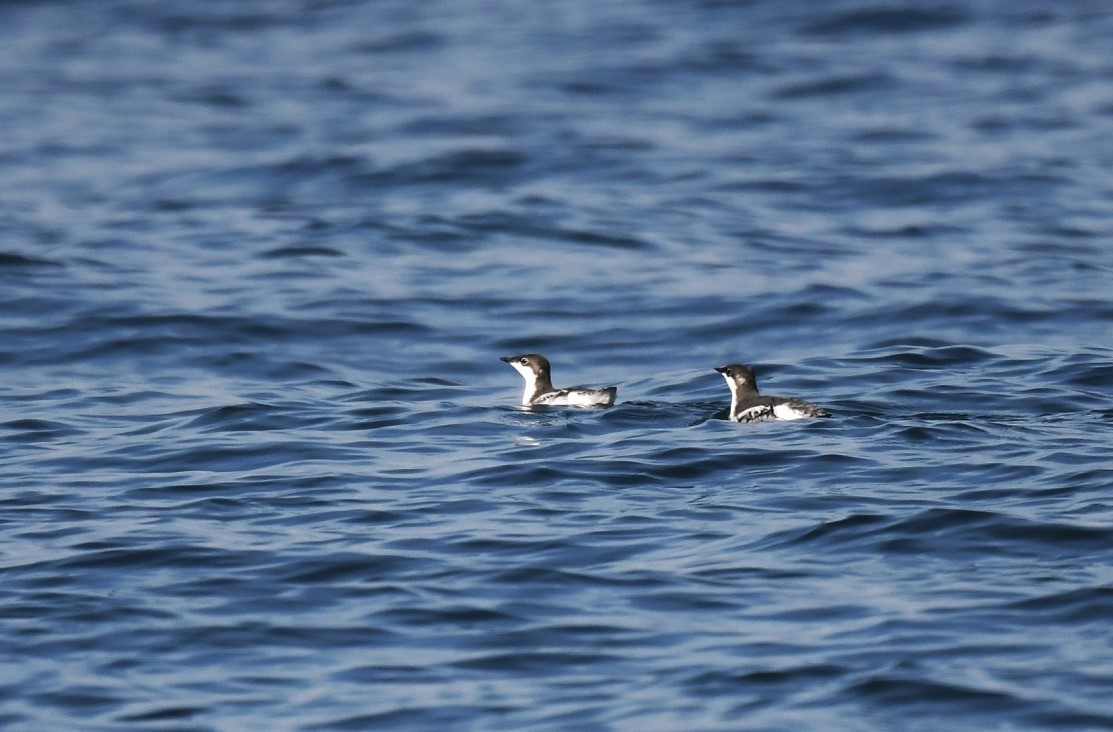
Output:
[725,369,733,377]
[520,358,529,365]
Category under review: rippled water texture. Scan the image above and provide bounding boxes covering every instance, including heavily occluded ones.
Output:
[2,0,1112,729]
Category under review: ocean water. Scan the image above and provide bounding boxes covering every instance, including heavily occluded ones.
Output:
[2,0,1112,729]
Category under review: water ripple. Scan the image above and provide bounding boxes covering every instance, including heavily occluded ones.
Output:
[2,0,1113,729]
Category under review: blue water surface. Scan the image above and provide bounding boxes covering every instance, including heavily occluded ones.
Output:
[2,0,1112,729]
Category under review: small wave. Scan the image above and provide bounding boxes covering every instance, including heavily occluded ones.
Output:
[773,508,1113,558]
[454,210,652,251]
[354,30,444,55]
[258,245,346,259]
[361,149,528,187]
[846,674,1019,710]
[48,544,253,572]
[117,706,206,723]
[1,418,81,442]
[1006,586,1113,625]
[0,251,65,269]
[802,7,970,36]
[774,72,895,99]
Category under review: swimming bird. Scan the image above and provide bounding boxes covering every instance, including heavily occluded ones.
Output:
[715,364,830,422]
[500,353,617,407]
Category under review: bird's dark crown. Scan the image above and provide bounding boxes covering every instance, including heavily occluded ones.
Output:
[715,363,754,380]
[500,353,551,373]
